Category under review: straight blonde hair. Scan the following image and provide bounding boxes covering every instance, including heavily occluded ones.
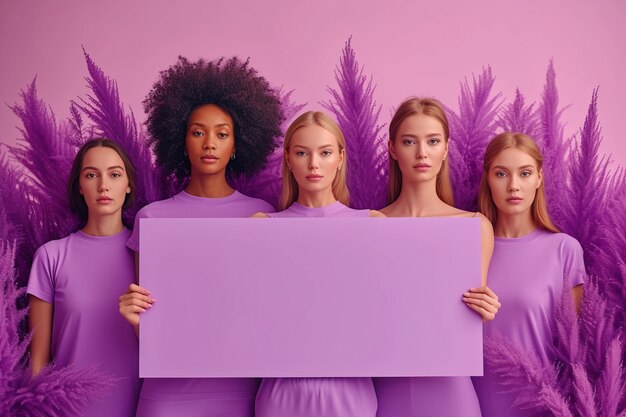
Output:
[279,111,349,210]
[388,97,454,205]
[478,132,559,232]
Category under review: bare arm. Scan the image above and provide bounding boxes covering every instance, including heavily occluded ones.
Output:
[29,295,53,376]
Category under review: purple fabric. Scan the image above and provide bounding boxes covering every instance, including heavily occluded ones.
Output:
[265,201,370,218]
[374,377,481,417]
[129,190,272,417]
[473,229,586,417]
[26,229,140,417]
[256,200,376,417]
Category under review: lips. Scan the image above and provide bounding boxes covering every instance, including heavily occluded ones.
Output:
[97,196,113,204]
[306,174,323,181]
[506,197,523,203]
[201,154,218,161]
[413,163,431,170]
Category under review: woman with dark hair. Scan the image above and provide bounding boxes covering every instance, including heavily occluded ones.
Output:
[28,138,140,417]
[473,132,585,417]
[374,97,500,417]
[118,56,283,417]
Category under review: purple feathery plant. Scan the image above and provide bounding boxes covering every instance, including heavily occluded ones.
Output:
[73,49,162,220]
[7,81,78,288]
[322,37,388,209]
[483,334,572,417]
[230,87,306,209]
[496,88,541,139]
[537,60,571,228]
[0,208,117,417]
[447,67,502,211]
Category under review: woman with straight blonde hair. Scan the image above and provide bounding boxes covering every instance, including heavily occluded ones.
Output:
[253,110,383,417]
[473,132,585,417]
[374,97,500,417]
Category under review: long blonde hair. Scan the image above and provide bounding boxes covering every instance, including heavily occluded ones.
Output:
[387,97,454,205]
[478,132,559,232]
[278,111,349,210]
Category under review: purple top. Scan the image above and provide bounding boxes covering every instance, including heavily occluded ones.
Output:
[27,229,140,417]
[266,201,370,218]
[129,190,273,417]
[256,200,377,417]
[473,229,586,417]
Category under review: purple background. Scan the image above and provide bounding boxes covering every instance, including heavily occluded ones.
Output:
[140,218,482,377]
[0,0,624,167]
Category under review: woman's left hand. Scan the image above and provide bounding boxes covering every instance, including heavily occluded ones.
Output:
[463,287,500,321]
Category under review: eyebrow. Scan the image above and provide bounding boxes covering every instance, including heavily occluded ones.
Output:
[292,144,335,150]
[189,122,231,129]
[491,164,535,170]
[81,165,126,172]
[399,133,442,138]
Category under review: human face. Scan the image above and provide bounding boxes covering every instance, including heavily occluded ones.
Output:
[79,146,131,219]
[185,104,235,177]
[286,124,344,196]
[389,114,448,185]
[487,147,542,218]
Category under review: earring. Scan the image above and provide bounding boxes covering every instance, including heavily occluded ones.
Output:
[230,153,236,160]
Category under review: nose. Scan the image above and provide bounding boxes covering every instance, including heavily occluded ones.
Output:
[508,176,520,192]
[415,143,427,159]
[98,177,110,192]
[202,134,217,150]
[309,154,319,170]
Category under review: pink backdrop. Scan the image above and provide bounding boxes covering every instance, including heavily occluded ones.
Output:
[1,0,624,166]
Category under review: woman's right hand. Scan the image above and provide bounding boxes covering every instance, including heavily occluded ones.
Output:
[118,284,155,330]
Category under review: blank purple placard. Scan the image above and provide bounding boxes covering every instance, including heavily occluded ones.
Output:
[139,217,482,378]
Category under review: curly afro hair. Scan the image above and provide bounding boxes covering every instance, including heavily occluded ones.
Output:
[144,56,284,181]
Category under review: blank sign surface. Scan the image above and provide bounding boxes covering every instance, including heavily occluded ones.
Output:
[139,217,482,377]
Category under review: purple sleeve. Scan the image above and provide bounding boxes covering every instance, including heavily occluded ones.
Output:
[562,236,586,287]
[127,208,148,252]
[26,245,55,304]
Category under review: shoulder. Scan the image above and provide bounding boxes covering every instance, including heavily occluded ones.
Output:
[135,196,179,218]
[250,212,270,218]
[35,234,73,260]
[549,232,584,255]
[234,192,275,213]
[369,210,386,218]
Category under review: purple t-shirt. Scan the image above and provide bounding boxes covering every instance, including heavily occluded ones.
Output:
[129,190,274,417]
[27,229,140,417]
[473,229,586,417]
[256,201,377,417]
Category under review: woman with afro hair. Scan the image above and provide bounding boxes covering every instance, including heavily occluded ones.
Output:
[118,56,283,417]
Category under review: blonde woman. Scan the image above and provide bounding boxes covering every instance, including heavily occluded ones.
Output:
[374,97,500,417]
[253,111,383,417]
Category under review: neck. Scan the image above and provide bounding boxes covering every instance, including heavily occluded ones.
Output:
[82,214,125,237]
[185,172,234,198]
[494,212,536,238]
[390,180,446,217]
[296,188,337,208]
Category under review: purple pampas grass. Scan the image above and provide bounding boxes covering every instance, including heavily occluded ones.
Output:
[447,67,502,211]
[323,38,388,209]
[483,334,571,417]
[75,49,162,218]
[538,60,570,228]
[497,88,541,139]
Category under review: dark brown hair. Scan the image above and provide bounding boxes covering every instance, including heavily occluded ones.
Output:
[68,138,136,223]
